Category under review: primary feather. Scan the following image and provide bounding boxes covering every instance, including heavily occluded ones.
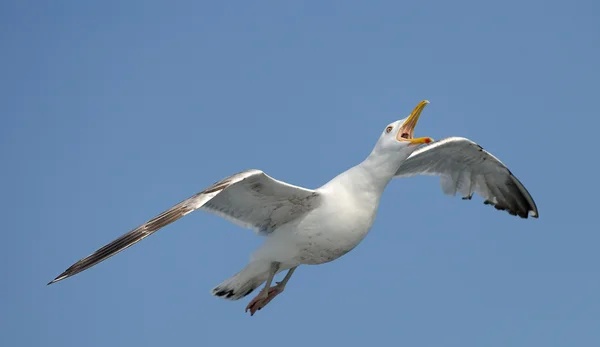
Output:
[394,137,538,218]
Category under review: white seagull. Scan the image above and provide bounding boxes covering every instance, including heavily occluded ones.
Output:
[49,100,538,315]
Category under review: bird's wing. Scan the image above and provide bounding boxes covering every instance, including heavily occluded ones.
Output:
[394,137,538,218]
[49,169,321,284]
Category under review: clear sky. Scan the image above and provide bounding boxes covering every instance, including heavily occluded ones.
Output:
[2,1,599,346]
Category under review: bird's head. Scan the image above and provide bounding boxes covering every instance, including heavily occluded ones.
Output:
[374,100,434,157]
[362,100,435,181]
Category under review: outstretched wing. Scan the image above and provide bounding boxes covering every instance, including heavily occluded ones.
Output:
[49,169,320,284]
[394,137,538,218]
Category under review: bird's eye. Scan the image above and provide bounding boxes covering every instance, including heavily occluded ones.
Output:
[385,126,393,133]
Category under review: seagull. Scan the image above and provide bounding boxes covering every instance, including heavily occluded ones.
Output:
[48,100,538,315]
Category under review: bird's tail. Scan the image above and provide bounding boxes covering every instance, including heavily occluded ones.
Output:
[211,261,271,301]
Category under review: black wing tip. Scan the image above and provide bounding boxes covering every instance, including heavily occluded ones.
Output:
[507,172,539,219]
[47,273,68,285]
[483,199,539,219]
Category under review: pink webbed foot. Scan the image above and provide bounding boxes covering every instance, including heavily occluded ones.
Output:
[245,284,284,316]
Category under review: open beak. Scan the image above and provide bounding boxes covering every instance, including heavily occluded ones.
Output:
[397,100,434,145]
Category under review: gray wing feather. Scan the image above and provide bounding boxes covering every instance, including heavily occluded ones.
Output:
[201,171,320,233]
[394,137,538,219]
[49,169,320,284]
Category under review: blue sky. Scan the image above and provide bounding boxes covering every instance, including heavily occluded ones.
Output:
[2,1,599,346]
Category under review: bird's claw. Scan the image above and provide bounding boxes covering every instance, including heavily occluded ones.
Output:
[245,285,284,316]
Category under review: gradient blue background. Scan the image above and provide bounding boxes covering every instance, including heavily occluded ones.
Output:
[2,1,598,346]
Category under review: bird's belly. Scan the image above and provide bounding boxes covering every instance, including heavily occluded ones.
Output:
[295,227,366,265]
[261,202,377,266]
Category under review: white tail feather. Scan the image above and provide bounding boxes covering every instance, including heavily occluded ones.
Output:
[211,261,271,301]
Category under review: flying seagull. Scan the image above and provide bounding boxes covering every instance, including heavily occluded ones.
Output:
[49,100,538,316]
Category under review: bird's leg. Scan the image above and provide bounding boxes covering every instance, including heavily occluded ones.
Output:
[245,264,298,316]
[274,266,297,290]
[254,266,298,313]
[245,262,280,316]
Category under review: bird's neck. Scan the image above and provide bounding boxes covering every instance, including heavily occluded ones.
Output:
[359,147,410,189]
[320,146,413,199]
[331,148,409,196]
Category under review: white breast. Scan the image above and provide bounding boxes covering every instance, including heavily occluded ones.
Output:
[254,176,382,266]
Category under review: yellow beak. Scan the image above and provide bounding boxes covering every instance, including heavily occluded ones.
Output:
[397,100,434,145]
